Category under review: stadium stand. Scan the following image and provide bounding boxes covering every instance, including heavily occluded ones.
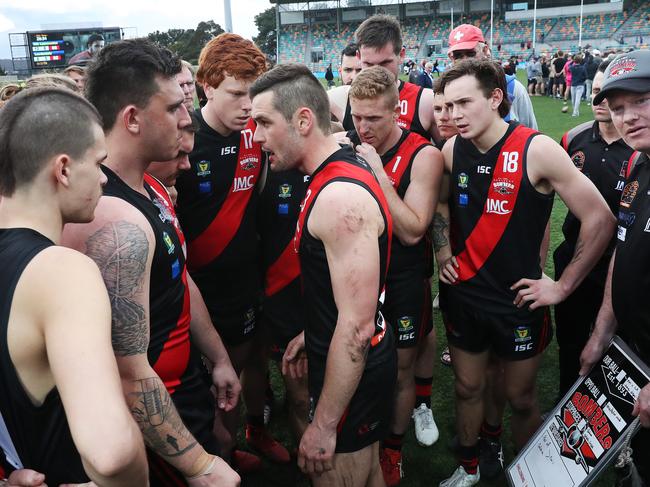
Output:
[278,24,308,63]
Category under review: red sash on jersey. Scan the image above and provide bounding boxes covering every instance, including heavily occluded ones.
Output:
[143,175,192,395]
[265,240,301,297]
[455,125,538,283]
[294,160,393,347]
[396,82,423,132]
[384,132,430,189]
[187,119,262,271]
[626,151,642,179]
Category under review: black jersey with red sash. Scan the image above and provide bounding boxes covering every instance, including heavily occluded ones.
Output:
[0,229,88,484]
[258,167,309,343]
[295,146,394,393]
[343,80,428,139]
[613,151,650,364]
[176,114,263,310]
[447,122,553,314]
[101,167,213,437]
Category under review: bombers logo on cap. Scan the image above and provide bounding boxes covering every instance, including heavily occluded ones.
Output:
[609,56,638,78]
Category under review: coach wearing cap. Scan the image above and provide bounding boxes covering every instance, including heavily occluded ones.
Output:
[581,49,650,483]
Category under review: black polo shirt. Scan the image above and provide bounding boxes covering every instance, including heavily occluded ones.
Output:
[554,121,634,284]
[613,152,650,364]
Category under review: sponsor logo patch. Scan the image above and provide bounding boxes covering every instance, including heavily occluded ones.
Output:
[197,160,211,177]
[618,210,636,227]
[493,177,515,195]
[620,181,639,208]
[279,183,292,198]
[486,198,511,215]
[571,151,586,171]
[459,193,468,207]
[399,316,414,332]
[458,172,469,189]
[609,56,637,78]
[162,231,175,254]
[199,181,212,194]
[514,325,532,343]
[278,203,289,215]
[240,155,259,171]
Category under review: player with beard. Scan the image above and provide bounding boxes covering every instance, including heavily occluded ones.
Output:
[251,63,397,487]
[339,43,362,86]
[581,49,650,485]
[344,66,442,486]
[554,60,633,397]
[437,59,614,487]
[174,33,290,469]
[61,39,241,487]
[328,15,438,141]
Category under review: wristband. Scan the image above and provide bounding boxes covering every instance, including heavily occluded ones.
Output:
[185,452,217,480]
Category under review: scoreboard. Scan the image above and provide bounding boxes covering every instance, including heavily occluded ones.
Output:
[27,28,121,69]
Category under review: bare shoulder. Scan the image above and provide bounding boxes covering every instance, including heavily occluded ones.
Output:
[328,85,351,119]
[441,136,457,172]
[526,134,571,173]
[309,181,383,240]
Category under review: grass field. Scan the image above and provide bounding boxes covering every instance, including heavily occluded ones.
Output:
[240,72,613,486]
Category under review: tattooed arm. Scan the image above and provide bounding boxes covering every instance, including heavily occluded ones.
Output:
[62,203,228,482]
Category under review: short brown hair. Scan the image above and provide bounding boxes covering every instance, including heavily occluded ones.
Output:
[197,33,267,88]
[249,63,331,134]
[0,87,102,196]
[438,59,511,118]
[64,65,85,76]
[349,66,398,111]
[355,14,402,56]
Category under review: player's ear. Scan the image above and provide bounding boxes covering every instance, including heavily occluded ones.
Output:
[53,154,72,188]
[490,88,504,111]
[122,105,140,135]
[295,107,314,135]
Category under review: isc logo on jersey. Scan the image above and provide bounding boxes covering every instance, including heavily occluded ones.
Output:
[486,198,511,215]
[233,175,254,192]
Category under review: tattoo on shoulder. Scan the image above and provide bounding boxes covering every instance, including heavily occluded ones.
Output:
[129,377,197,458]
[85,221,149,356]
[432,212,449,252]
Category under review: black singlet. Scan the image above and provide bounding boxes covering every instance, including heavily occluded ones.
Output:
[295,146,394,394]
[0,228,88,484]
[175,112,262,313]
[447,122,553,314]
[101,166,215,449]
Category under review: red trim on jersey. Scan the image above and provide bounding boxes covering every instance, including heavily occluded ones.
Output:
[383,131,430,189]
[397,82,422,133]
[455,125,538,283]
[187,119,262,271]
[560,132,569,151]
[144,174,192,395]
[626,151,641,179]
[265,239,301,296]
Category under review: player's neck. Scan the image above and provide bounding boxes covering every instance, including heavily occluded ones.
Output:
[201,103,235,137]
[376,125,403,156]
[0,188,63,244]
[301,134,345,175]
[472,118,509,154]
[103,132,149,195]
[598,121,621,145]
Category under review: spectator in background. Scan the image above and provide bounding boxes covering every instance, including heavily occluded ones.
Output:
[563,53,573,102]
[63,65,86,91]
[527,56,541,95]
[540,55,550,95]
[325,63,335,87]
[584,50,600,103]
[553,50,567,98]
[433,58,440,76]
[339,43,362,85]
[408,60,421,84]
[419,61,434,88]
[176,60,196,112]
[569,53,587,116]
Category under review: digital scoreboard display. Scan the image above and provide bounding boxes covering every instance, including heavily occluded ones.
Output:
[27,28,121,69]
[29,32,67,68]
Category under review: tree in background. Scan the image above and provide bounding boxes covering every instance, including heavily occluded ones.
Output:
[254,7,277,61]
[147,20,224,64]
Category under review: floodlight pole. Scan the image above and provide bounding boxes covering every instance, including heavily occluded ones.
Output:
[578,0,584,48]
[490,0,494,50]
[532,0,538,52]
[451,6,454,30]
[224,0,233,33]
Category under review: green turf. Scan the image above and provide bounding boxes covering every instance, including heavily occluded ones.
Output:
[239,72,614,486]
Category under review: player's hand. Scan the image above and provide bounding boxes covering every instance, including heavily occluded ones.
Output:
[187,456,240,487]
[439,256,459,285]
[3,470,46,487]
[632,384,650,428]
[355,143,385,175]
[511,273,566,309]
[579,331,611,376]
[211,359,241,412]
[282,331,308,379]
[297,422,335,476]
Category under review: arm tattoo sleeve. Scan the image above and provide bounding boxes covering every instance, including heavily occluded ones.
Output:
[85,221,149,356]
[432,212,449,252]
[129,377,198,458]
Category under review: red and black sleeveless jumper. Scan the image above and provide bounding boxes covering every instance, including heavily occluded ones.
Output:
[444,122,553,316]
[0,228,88,484]
[258,166,308,351]
[343,80,428,139]
[296,146,397,452]
[101,167,217,467]
[175,113,263,337]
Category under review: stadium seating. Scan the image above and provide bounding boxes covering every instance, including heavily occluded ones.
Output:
[278,24,308,64]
